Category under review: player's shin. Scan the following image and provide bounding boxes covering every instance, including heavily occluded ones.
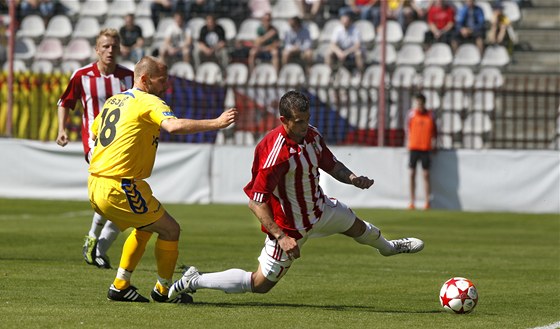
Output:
[194,269,253,294]
[353,221,394,254]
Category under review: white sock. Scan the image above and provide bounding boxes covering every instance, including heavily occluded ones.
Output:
[96,221,120,257]
[353,221,394,254]
[191,269,252,294]
[88,212,107,238]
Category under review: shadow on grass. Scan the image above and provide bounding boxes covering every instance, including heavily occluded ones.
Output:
[187,301,441,314]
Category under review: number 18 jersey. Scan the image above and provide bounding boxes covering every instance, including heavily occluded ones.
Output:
[89,88,176,179]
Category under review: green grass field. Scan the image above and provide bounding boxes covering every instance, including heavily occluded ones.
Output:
[0,198,558,329]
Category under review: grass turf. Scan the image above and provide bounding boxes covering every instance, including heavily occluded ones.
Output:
[0,198,558,329]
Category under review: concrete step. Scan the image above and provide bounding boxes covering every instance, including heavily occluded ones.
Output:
[516,28,560,51]
[519,8,560,29]
[506,50,560,74]
[529,0,560,8]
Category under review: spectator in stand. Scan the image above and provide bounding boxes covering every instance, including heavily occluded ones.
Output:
[424,0,455,46]
[248,0,271,18]
[326,13,364,72]
[406,93,437,210]
[151,0,185,27]
[487,2,511,46]
[159,12,193,67]
[18,0,57,24]
[120,14,145,63]
[195,14,228,69]
[185,0,216,19]
[296,0,324,21]
[248,13,280,72]
[396,0,431,32]
[339,0,380,28]
[452,0,486,53]
[281,16,313,67]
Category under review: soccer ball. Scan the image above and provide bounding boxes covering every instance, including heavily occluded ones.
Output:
[439,277,478,314]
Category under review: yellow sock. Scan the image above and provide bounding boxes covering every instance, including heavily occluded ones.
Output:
[154,239,179,293]
[112,229,153,290]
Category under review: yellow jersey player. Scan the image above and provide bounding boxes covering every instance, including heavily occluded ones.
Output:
[88,56,237,303]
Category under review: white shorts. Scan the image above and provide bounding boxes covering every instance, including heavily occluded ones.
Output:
[257,197,357,282]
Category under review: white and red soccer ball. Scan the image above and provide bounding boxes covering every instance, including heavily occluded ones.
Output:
[439,277,478,314]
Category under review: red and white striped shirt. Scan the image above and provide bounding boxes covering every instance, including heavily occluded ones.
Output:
[244,125,337,238]
[58,62,134,157]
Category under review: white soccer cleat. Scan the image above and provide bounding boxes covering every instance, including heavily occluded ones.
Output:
[379,237,424,256]
[168,266,200,300]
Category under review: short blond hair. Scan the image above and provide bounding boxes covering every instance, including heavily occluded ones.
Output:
[96,28,120,47]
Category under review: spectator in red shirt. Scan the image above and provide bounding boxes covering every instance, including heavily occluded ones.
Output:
[424,0,455,46]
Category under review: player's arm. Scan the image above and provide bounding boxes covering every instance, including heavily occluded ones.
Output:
[56,106,71,147]
[248,199,300,260]
[160,108,238,134]
[327,161,374,190]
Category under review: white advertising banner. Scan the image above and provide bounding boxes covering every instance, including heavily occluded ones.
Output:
[0,140,558,213]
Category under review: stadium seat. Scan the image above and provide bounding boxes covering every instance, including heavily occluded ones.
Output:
[103,16,125,30]
[474,67,504,88]
[79,0,109,20]
[418,65,446,89]
[35,38,64,62]
[391,65,417,88]
[447,66,475,88]
[153,17,175,41]
[136,17,155,43]
[476,0,494,23]
[463,112,492,134]
[135,0,152,18]
[480,45,510,68]
[195,62,223,84]
[62,38,93,63]
[313,42,330,63]
[438,112,463,133]
[424,42,453,67]
[453,43,481,67]
[333,66,361,88]
[107,0,136,18]
[59,0,80,20]
[271,0,301,19]
[60,60,82,74]
[277,63,306,86]
[361,64,389,88]
[396,43,425,67]
[305,20,320,47]
[355,20,375,48]
[72,16,101,41]
[169,62,195,80]
[308,63,332,87]
[442,90,470,111]
[236,18,261,42]
[472,90,496,112]
[225,63,249,85]
[187,17,206,41]
[439,134,454,148]
[462,133,485,149]
[503,1,521,24]
[16,15,45,40]
[14,37,36,63]
[319,19,342,44]
[370,43,397,65]
[403,20,428,44]
[44,15,73,41]
[2,59,28,72]
[248,63,277,85]
[216,17,237,44]
[31,60,54,74]
[272,18,290,41]
[375,20,403,44]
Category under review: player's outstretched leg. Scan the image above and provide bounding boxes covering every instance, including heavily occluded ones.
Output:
[352,221,424,256]
[168,266,200,300]
[378,237,424,256]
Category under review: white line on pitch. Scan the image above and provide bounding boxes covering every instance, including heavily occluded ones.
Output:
[529,321,560,329]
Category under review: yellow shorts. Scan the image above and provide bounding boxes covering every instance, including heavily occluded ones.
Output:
[88,175,165,231]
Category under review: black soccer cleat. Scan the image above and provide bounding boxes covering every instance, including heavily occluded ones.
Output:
[151,287,194,304]
[107,284,149,303]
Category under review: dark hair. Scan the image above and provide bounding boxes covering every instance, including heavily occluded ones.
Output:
[279,90,309,119]
[415,93,426,103]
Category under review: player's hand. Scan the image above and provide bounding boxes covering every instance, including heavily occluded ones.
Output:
[216,108,238,129]
[351,176,374,189]
[278,235,300,260]
[56,132,68,147]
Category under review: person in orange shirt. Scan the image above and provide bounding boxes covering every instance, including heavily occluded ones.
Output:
[406,93,437,210]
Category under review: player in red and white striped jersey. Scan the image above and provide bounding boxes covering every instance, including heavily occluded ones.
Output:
[56,29,134,269]
[168,90,425,299]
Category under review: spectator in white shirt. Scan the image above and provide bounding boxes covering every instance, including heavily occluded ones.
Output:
[326,13,364,72]
[281,16,313,67]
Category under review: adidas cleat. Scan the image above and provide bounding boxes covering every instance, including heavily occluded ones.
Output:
[107,284,149,303]
[82,236,97,265]
[379,238,424,256]
[168,266,200,300]
[151,287,193,304]
[94,255,111,269]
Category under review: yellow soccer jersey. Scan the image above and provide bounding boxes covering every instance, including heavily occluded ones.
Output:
[89,88,176,179]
